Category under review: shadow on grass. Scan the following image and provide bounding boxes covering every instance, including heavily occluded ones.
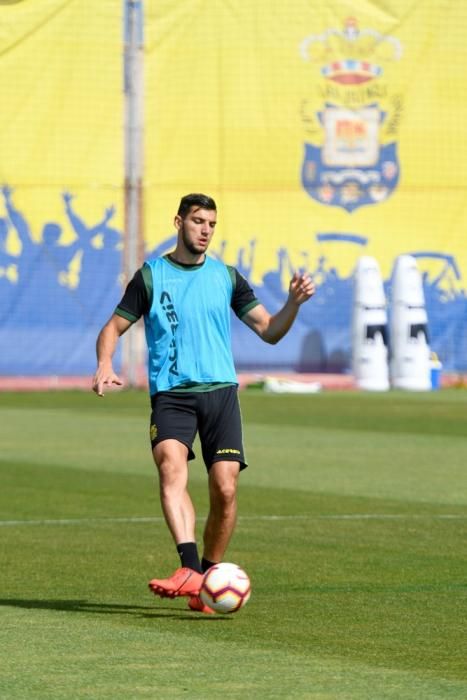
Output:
[0,598,229,621]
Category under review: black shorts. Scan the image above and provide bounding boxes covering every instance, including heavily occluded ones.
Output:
[149,385,247,471]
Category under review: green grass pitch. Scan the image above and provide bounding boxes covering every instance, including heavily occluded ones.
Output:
[1,388,466,699]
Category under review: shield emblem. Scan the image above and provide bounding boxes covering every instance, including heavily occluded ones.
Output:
[301,104,400,212]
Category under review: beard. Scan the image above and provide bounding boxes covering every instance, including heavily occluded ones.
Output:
[181,223,207,255]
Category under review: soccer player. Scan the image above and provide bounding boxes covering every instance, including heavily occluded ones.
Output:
[92,193,315,613]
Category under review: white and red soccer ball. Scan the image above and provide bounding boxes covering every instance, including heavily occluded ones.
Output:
[200,562,251,614]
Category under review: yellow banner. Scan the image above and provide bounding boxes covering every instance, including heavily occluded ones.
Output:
[0,0,124,376]
[0,0,123,249]
[146,0,467,293]
[0,0,465,374]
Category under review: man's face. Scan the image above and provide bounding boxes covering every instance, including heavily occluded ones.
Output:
[175,206,217,256]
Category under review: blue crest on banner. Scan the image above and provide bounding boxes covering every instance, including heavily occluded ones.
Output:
[301,141,399,213]
[301,103,400,212]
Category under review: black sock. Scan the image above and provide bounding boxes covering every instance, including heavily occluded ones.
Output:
[177,542,201,572]
[201,557,217,573]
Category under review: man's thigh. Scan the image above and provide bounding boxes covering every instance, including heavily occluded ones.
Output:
[197,386,247,470]
[150,392,198,460]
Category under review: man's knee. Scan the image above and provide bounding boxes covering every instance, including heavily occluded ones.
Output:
[209,461,240,505]
[153,440,188,487]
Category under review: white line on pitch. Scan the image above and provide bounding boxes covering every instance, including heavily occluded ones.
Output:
[0,514,466,527]
[0,516,166,527]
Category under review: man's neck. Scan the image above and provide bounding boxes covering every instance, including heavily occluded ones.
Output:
[170,248,206,266]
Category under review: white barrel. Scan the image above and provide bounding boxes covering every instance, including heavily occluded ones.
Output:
[390,255,431,390]
[352,256,390,391]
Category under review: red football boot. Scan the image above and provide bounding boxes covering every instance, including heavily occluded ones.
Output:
[188,595,215,614]
[148,567,203,598]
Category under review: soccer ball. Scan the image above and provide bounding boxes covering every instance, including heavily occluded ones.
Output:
[200,562,251,614]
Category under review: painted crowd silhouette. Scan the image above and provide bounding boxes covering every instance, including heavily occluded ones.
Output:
[0,187,121,326]
[0,188,466,374]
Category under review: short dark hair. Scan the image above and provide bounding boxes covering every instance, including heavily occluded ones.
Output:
[177,193,217,218]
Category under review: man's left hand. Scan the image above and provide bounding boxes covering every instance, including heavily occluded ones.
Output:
[288,271,315,305]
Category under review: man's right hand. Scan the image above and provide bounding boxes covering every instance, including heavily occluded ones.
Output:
[92,365,123,397]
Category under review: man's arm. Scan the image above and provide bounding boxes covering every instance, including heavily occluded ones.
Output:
[242,271,315,344]
[92,314,132,396]
[92,265,151,396]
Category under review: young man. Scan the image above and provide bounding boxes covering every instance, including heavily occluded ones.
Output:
[92,193,315,613]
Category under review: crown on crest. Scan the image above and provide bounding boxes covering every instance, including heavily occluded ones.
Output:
[300,17,402,85]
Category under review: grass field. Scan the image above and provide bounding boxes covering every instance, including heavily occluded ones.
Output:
[1,388,467,699]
